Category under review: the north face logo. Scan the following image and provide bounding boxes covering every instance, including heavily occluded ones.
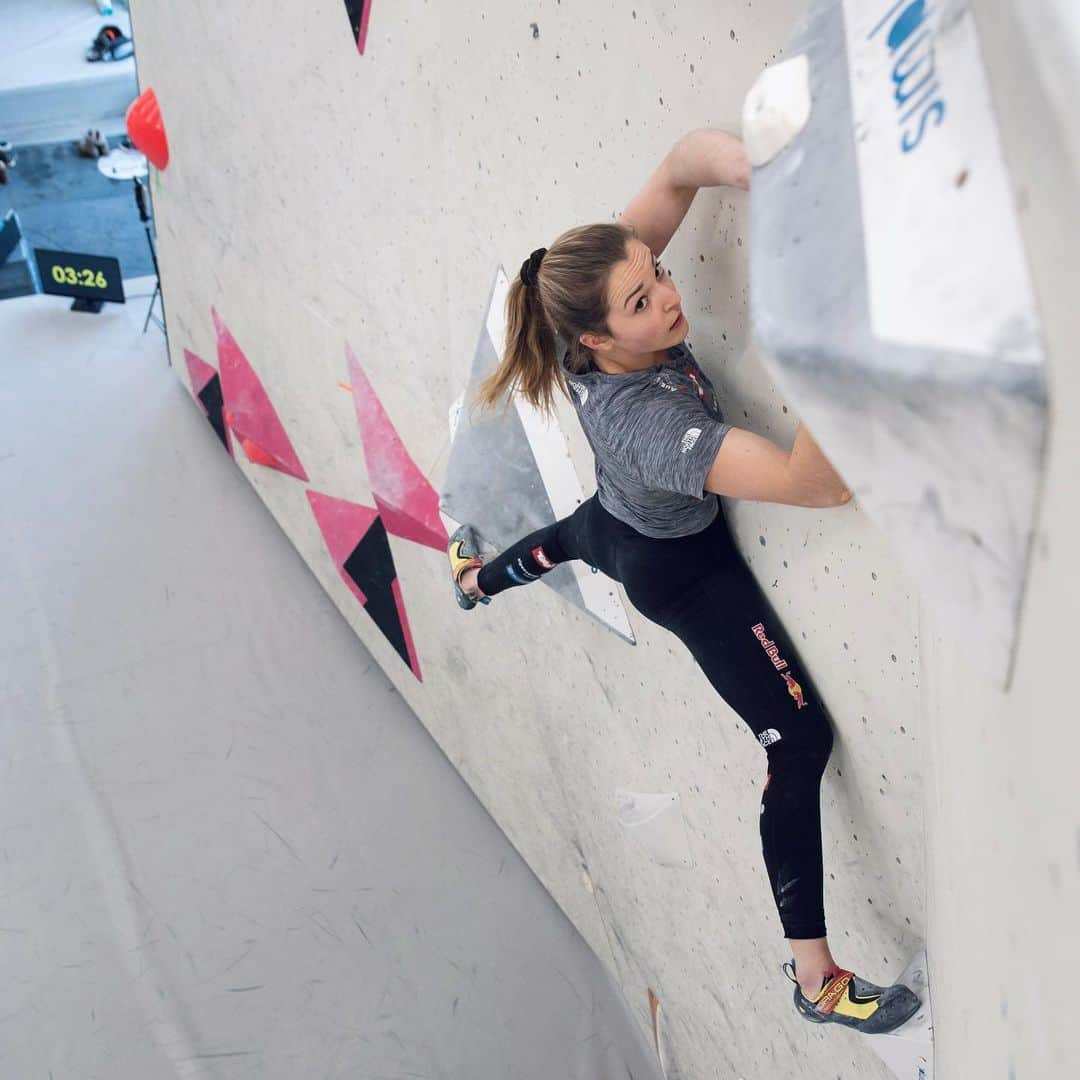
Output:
[568,380,589,405]
[758,728,782,748]
[680,427,702,453]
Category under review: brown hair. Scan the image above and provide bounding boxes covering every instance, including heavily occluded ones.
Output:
[475,222,635,414]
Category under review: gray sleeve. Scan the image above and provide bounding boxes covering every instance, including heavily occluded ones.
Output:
[602,386,732,498]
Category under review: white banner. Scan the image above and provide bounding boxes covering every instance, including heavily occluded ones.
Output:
[841,0,1041,364]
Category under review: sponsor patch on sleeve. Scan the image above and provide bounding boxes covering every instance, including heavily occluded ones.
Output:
[532,545,556,570]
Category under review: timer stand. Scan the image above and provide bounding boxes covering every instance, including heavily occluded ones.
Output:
[71,298,105,313]
[133,176,165,336]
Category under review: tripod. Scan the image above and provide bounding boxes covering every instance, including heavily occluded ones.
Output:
[133,175,165,337]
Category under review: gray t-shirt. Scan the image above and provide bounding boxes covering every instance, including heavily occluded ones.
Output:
[563,342,732,539]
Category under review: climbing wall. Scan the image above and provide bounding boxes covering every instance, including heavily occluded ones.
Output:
[128,0,1080,1076]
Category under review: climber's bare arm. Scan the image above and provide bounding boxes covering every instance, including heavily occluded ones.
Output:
[618,129,750,257]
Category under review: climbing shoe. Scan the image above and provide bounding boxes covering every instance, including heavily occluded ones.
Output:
[784,961,920,1035]
[77,130,99,158]
[76,130,109,159]
[448,524,490,610]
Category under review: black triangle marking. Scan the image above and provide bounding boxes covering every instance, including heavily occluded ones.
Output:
[342,516,410,669]
[343,0,368,45]
[197,372,230,452]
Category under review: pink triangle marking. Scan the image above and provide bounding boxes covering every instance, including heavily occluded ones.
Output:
[391,576,422,681]
[306,491,379,607]
[356,0,373,55]
[183,348,217,399]
[346,345,448,552]
[374,496,450,552]
[212,308,310,482]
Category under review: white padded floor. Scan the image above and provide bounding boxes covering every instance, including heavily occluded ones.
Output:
[0,0,137,145]
[0,280,663,1080]
[1,0,133,93]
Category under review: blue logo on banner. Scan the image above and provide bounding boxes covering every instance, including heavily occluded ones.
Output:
[886,0,926,50]
[869,0,947,154]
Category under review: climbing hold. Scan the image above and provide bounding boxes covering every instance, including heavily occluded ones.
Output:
[741,55,812,167]
[126,88,169,170]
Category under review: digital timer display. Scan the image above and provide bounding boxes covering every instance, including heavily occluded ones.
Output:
[34,248,125,305]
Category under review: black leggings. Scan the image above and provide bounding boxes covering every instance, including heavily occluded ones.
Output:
[477,496,834,940]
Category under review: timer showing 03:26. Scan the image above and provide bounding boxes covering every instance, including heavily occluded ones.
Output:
[34,248,126,305]
[52,264,109,290]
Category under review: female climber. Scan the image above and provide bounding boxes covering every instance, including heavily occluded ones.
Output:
[446,127,919,1035]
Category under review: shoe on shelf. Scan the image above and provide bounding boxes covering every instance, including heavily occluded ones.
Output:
[0,141,15,167]
[448,524,491,610]
[784,961,921,1035]
[86,25,133,63]
[76,130,99,158]
[93,130,109,157]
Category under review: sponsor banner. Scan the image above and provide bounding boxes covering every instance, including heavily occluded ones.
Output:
[841,0,1041,363]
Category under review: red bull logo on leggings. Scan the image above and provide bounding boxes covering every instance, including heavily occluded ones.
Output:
[751,622,809,709]
[781,673,808,710]
[751,622,790,671]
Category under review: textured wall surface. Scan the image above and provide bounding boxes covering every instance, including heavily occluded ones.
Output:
[124,1,1080,1076]
[923,2,1080,1077]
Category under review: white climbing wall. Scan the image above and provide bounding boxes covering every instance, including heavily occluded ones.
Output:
[123,0,1080,1076]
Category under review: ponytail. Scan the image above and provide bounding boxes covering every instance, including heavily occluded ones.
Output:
[474,222,634,415]
[475,276,561,414]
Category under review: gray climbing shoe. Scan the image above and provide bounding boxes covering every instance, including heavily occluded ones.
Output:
[785,962,921,1035]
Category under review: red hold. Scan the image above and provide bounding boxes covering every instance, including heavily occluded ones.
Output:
[126,88,170,170]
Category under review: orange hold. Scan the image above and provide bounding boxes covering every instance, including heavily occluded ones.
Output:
[239,438,277,468]
[126,88,170,170]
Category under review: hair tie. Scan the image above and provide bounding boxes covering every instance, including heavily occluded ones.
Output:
[520,247,547,288]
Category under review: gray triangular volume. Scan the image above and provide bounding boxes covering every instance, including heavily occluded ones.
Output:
[442,329,589,613]
[443,269,636,644]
